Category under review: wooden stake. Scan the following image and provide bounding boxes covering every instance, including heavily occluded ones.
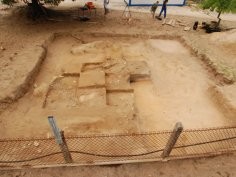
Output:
[48,116,73,163]
[162,122,183,158]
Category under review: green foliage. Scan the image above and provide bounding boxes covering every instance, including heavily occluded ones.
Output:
[201,0,236,26]
[0,0,64,6]
[201,0,236,13]
[43,0,63,6]
[1,0,16,6]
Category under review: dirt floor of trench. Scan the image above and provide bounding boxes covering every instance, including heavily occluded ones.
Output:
[0,34,235,138]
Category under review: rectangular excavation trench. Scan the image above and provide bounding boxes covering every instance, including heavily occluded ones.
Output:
[0,35,234,139]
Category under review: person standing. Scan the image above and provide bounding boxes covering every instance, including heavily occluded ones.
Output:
[150,1,159,19]
[158,0,168,19]
[104,0,110,15]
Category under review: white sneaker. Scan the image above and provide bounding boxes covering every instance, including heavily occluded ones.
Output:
[162,18,166,25]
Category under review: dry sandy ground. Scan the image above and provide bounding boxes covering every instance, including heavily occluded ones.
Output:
[60,0,236,22]
[0,2,236,176]
[1,154,236,177]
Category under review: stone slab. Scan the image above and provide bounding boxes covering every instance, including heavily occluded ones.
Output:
[127,61,151,82]
[79,70,105,88]
[106,74,132,91]
[77,88,107,107]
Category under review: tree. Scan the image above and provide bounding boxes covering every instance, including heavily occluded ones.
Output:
[1,0,65,19]
[201,0,236,26]
[1,0,16,6]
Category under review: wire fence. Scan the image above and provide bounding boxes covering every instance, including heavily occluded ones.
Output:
[0,125,236,168]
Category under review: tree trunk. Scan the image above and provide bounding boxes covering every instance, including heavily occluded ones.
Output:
[28,0,47,20]
[32,0,39,6]
[217,11,222,27]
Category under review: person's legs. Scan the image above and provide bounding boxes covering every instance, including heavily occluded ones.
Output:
[159,6,164,17]
[163,7,166,18]
[152,9,157,18]
[104,4,108,15]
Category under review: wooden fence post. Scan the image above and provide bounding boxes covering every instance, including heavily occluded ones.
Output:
[162,122,183,158]
[48,116,73,163]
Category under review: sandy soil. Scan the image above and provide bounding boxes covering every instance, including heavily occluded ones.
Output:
[60,0,236,22]
[131,39,230,130]
[0,1,236,175]
[1,153,236,177]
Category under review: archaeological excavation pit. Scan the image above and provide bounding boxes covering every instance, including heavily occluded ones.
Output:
[0,34,235,138]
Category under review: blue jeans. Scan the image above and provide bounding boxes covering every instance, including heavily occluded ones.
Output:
[159,6,167,18]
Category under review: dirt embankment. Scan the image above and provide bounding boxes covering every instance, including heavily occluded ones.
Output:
[0,34,55,113]
[210,85,236,120]
[0,47,46,102]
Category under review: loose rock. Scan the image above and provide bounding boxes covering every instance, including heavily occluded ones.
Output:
[184,26,191,31]
[0,46,5,50]
[33,141,40,147]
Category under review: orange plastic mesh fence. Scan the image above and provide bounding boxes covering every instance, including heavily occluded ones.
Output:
[0,137,64,167]
[0,126,235,168]
[171,127,236,158]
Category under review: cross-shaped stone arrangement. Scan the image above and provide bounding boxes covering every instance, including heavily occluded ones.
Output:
[45,58,151,113]
[43,57,152,133]
[76,58,151,107]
